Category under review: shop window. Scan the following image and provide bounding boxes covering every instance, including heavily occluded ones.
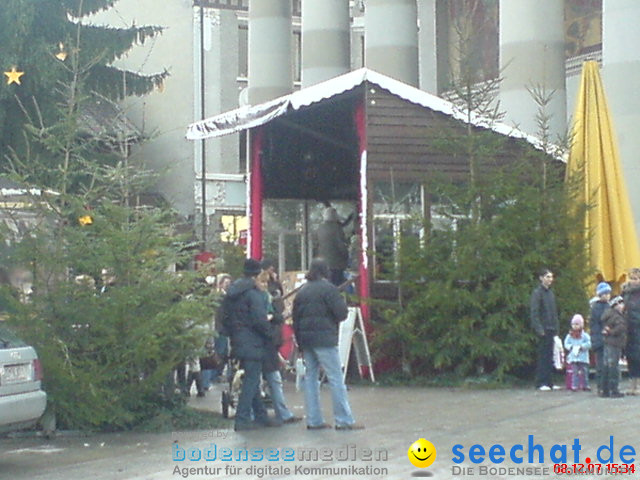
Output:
[372,181,423,281]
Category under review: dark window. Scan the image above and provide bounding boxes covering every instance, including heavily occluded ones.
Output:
[238,25,248,78]
[239,25,300,82]
[239,130,247,172]
[293,30,302,83]
[436,0,499,92]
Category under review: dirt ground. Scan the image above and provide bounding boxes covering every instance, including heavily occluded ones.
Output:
[1,380,638,480]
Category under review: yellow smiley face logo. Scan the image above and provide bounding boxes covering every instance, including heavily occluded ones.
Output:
[408,438,436,468]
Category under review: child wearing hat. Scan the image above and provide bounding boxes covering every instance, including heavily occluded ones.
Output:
[564,314,591,391]
[600,296,627,398]
[590,282,612,395]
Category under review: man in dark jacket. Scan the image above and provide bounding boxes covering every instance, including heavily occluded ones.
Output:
[530,268,560,391]
[313,207,349,286]
[293,258,364,430]
[622,268,640,395]
[601,296,627,398]
[590,282,612,395]
[223,259,275,431]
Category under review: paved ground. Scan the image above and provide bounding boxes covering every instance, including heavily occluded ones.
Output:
[1,379,639,480]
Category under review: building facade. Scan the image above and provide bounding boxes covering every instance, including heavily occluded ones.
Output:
[93,0,639,250]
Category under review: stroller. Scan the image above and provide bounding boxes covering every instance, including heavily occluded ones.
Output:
[220,355,273,418]
[198,335,240,418]
[220,355,241,418]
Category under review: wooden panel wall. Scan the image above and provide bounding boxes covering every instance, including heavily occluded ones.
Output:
[364,83,533,183]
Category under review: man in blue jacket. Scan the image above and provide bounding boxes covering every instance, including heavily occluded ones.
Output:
[223,258,277,431]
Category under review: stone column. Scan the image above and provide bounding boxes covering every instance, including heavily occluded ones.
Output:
[248,0,292,104]
[602,0,640,231]
[365,0,419,87]
[499,0,566,139]
[417,0,437,94]
[301,0,351,88]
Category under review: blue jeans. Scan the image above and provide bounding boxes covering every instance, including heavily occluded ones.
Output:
[303,346,355,427]
[201,369,214,390]
[235,359,268,426]
[264,370,294,421]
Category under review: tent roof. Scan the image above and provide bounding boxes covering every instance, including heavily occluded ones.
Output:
[186,68,561,159]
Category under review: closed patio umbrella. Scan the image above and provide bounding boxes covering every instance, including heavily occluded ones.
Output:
[566,61,640,288]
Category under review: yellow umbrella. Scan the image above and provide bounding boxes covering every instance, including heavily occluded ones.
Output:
[566,61,640,289]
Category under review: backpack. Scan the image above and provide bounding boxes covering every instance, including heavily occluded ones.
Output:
[219,293,234,337]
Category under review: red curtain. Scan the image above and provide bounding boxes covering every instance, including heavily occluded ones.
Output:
[249,127,264,260]
[354,99,371,330]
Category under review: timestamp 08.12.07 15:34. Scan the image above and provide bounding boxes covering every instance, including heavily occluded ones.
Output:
[553,463,636,475]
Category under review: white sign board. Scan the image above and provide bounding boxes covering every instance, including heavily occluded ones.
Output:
[337,307,375,382]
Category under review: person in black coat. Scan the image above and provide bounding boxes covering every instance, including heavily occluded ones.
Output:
[601,296,627,398]
[313,207,349,286]
[590,282,612,395]
[293,258,364,430]
[530,267,560,391]
[623,269,640,395]
[223,259,276,431]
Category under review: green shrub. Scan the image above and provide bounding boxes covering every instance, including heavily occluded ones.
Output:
[8,203,213,430]
[374,158,589,380]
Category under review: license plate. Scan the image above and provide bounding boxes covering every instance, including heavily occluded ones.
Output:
[0,363,32,384]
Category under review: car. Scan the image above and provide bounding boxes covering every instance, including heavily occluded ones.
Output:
[0,324,47,434]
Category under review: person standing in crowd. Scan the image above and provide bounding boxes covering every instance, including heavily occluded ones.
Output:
[99,268,116,294]
[201,274,232,390]
[293,258,364,430]
[313,207,349,286]
[261,259,284,315]
[590,282,612,395]
[223,259,278,431]
[564,314,591,391]
[530,268,561,391]
[256,271,301,425]
[623,268,640,395]
[601,296,627,398]
[184,356,205,397]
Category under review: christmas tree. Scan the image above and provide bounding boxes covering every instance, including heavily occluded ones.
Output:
[0,0,167,168]
[1,3,213,431]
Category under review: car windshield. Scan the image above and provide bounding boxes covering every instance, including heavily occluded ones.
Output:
[0,325,27,349]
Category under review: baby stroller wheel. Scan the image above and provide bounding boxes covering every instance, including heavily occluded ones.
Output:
[221,390,230,418]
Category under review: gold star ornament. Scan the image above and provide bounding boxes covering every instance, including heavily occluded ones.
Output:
[4,67,25,85]
[78,215,93,226]
[55,43,68,61]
